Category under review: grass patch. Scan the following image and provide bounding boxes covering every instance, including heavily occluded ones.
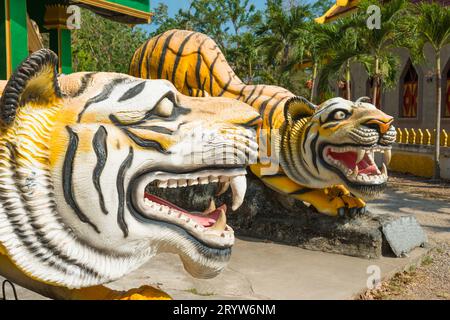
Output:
[184,288,215,296]
[421,255,433,266]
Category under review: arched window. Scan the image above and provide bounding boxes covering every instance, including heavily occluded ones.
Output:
[444,67,450,118]
[400,60,418,118]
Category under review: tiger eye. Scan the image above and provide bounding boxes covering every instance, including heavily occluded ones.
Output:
[154,98,173,117]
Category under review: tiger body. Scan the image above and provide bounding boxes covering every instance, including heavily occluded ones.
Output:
[0,49,261,299]
[130,30,398,216]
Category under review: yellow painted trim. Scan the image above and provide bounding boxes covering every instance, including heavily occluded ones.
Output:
[5,0,11,78]
[315,0,360,24]
[389,152,434,178]
[76,0,152,23]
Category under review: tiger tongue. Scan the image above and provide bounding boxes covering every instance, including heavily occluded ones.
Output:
[187,204,227,228]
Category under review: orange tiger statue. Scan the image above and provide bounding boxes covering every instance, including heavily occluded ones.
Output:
[130,29,397,217]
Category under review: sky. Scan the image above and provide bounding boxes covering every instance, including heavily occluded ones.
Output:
[142,0,320,33]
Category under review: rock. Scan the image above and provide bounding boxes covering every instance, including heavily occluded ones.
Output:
[158,172,427,259]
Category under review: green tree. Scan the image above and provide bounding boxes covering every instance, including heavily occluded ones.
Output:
[356,0,410,106]
[72,9,148,73]
[311,0,334,16]
[150,3,186,35]
[255,0,312,91]
[311,18,361,102]
[408,2,450,179]
[228,32,261,83]
[150,0,260,60]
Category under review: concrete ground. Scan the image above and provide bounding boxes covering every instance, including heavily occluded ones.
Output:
[2,174,446,300]
[0,237,428,300]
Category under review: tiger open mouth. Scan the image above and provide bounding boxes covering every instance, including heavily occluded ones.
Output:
[128,168,246,249]
[322,144,392,186]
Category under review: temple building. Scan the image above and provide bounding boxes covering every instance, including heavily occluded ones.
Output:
[316,0,450,132]
[0,0,151,79]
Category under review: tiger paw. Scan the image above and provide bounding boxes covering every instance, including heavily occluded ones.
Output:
[306,187,366,217]
[334,194,367,217]
[116,285,172,300]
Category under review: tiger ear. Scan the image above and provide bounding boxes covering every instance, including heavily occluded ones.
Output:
[0,49,61,126]
[283,96,317,124]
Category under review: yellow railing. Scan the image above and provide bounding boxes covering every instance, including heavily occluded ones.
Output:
[396,128,449,147]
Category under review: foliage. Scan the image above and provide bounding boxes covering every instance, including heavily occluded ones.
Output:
[404,1,450,178]
[71,8,148,73]
[406,1,450,62]
[74,0,448,104]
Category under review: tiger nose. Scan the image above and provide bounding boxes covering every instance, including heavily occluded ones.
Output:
[365,116,394,134]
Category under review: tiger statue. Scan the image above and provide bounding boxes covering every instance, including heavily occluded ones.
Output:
[129,29,397,217]
[0,49,261,300]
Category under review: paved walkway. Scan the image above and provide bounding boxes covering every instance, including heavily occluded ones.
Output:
[1,237,427,300]
[2,184,444,300]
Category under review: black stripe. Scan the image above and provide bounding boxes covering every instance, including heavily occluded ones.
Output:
[236,85,247,100]
[137,40,151,76]
[259,92,280,119]
[117,147,134,237]
[200,77,207,97]
[322,122,340,129]
[218,74,232,96]
[261,172,287,178]
[195,38,209,95]
[249,86,266,105]
[134,125,174,135]
[146,33,165,77]
[244,86,258,103]
[195,49,203,91]
[122,129,170,154]
[267,96,287,126]
[118,81,146,102]
[171,32,197,82]
[71,72,96,97]
[185,71,193,96]
[77,77,127,123]
[157,31,177,79]
[290,187,313,195]
[63,126,100,233]
[92,126,109,215]
[241,115,261,128]
[302,123,313,153]
[209,52,220,95]
[310,132,320,173]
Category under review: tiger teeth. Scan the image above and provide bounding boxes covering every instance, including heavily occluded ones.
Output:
[356,150,365,163]
[381,163,387,176]
[325,146,392,184]
[204,198,216,214]
[142,197,234,247]
[230,175,246,211]
[384,150,392,165]
[157,180,168,188]
[216,181,230,196]
[187,179,198,186]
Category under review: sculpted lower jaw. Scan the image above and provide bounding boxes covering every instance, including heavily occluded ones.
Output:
[323,145,391,184]
[131,169,247,248]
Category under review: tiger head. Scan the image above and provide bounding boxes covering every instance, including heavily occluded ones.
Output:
[280,96,396,199]
[0,49,260,288]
